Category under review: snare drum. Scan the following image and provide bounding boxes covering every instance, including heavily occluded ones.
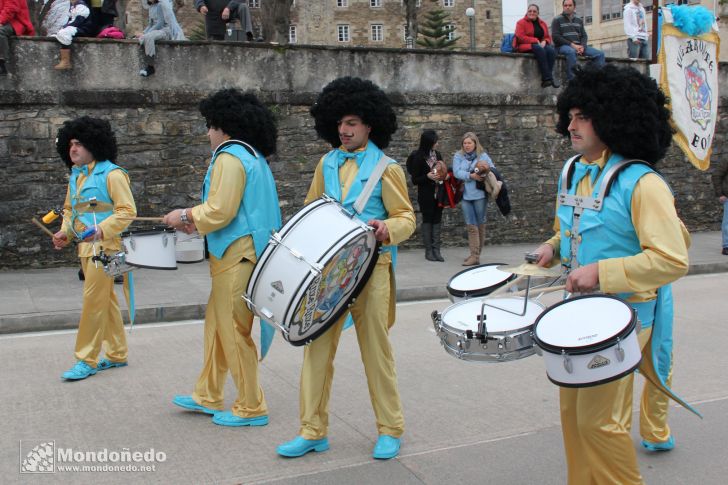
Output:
[245,196,379,346]
[175,231,205,263]
[533,295,641,387]
[446,263,515,302]
[432,297,544,362]
[121,227,177,270]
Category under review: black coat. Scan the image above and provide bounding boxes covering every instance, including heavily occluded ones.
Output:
[406,149,443,208]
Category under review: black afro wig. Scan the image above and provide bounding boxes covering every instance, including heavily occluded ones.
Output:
[556,64,673,166]
[199,89,277,157]
[310,77,397,149]
[56,116,118,169]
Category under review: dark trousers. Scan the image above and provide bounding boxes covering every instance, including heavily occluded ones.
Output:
[531,43,556,82]
[0,23,15,61]
[418,191,443,224]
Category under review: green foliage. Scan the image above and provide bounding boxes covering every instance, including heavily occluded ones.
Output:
[188,19,207,42]
[416,0,459,49]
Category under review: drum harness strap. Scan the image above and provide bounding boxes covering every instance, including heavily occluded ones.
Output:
[301,155,393,333]
[558,155,647,274]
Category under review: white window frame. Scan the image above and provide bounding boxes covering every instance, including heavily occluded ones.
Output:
[443,0,454,8]
[370,0,382,7]
[371,24,383,42]
[337,0,348,7]
[445,23,455,41]
[289,25,297,44]
[337,24,350,43]
[248,0,261,8]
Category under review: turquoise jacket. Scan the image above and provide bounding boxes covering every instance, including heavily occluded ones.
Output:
[202,142,281,260]
[69,160,123,235]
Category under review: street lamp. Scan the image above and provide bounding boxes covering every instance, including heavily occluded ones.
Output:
[465,6,476,52]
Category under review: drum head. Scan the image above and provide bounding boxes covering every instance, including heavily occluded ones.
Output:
[287,231,379,345]
[534,295,635,353]
[441,297,544,333]
[447,264,514,299]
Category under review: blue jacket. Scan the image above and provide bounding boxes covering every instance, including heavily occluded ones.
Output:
[453,151,493,201]
[202,142,281,259]
[69,160,123,235]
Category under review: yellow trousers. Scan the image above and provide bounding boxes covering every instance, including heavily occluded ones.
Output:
[74,257,128,367]
[192,245,266,418]
[560,328,653,485]
[299,258,404,439]
[640,351,673,444]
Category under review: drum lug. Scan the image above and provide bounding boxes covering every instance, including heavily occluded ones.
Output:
[562,350,573,374]
[615,337,625,363]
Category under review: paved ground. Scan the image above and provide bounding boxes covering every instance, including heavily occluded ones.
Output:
[1,272,726,484]
[1,231,726,334]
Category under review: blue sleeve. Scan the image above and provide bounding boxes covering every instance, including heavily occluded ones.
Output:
[453,153,471,182]
[480,153,495,168]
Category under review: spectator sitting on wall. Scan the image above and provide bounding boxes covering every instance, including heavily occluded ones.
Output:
[137,0,186,77]
[43,0,71,36]
[90,0,119,31]
[0,0,36,76]
[514,3,560,88]
[551,0,606,80]
[53,0,104,70]
[195,0,253,41]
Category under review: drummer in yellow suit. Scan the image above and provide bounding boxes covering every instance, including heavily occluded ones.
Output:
[53,116,137,380]
[164,89,281,427]
[277,77,416,460]
[531,65,699,484]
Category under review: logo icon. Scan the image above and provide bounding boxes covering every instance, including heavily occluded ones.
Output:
[587,355,610,369]
[20,441,55,474]
[684,59,712,130]
[271,281,284,294]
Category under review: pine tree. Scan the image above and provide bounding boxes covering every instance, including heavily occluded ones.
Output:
[416,0,460,49]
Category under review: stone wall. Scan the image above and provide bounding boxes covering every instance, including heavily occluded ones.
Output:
[0,38,725,268]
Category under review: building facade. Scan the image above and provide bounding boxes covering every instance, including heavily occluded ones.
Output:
[125,0,503,52]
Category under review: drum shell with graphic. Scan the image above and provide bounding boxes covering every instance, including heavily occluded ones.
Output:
[121,227,177,270]
[446,263,515,302]
[433,297,544,363]
[533,295,641,387]
[245,197,378,346]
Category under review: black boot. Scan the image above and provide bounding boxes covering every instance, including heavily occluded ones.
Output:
[0,60,7,76]
[432,223,444,262]
[422,223,436,261]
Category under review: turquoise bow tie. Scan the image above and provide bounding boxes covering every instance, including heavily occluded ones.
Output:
[335,148,362,167]
[72,165,90,177]
[572,162,601,188]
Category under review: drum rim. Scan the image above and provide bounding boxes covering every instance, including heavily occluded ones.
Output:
[545,359,642,388]
[286,242,381,346]
[125,262,178,270]
[533,294,637,356]
[446,263,515,298]
[121,226,176,237]
[439,297,544,335]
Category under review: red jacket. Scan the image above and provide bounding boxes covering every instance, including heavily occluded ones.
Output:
[514,15,551,53]
[0,0,35,37]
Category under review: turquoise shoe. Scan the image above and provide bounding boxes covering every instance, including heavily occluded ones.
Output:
[61,361,97,381]
[96,358,128,371]
[212,411,268,427]
[373,435,400,460]
[276,436,329,458]
[172,395,219,415]
[641,435,675,452]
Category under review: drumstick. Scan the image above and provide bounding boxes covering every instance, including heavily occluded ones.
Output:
[31,218,56,238]
[117,216,165,222]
